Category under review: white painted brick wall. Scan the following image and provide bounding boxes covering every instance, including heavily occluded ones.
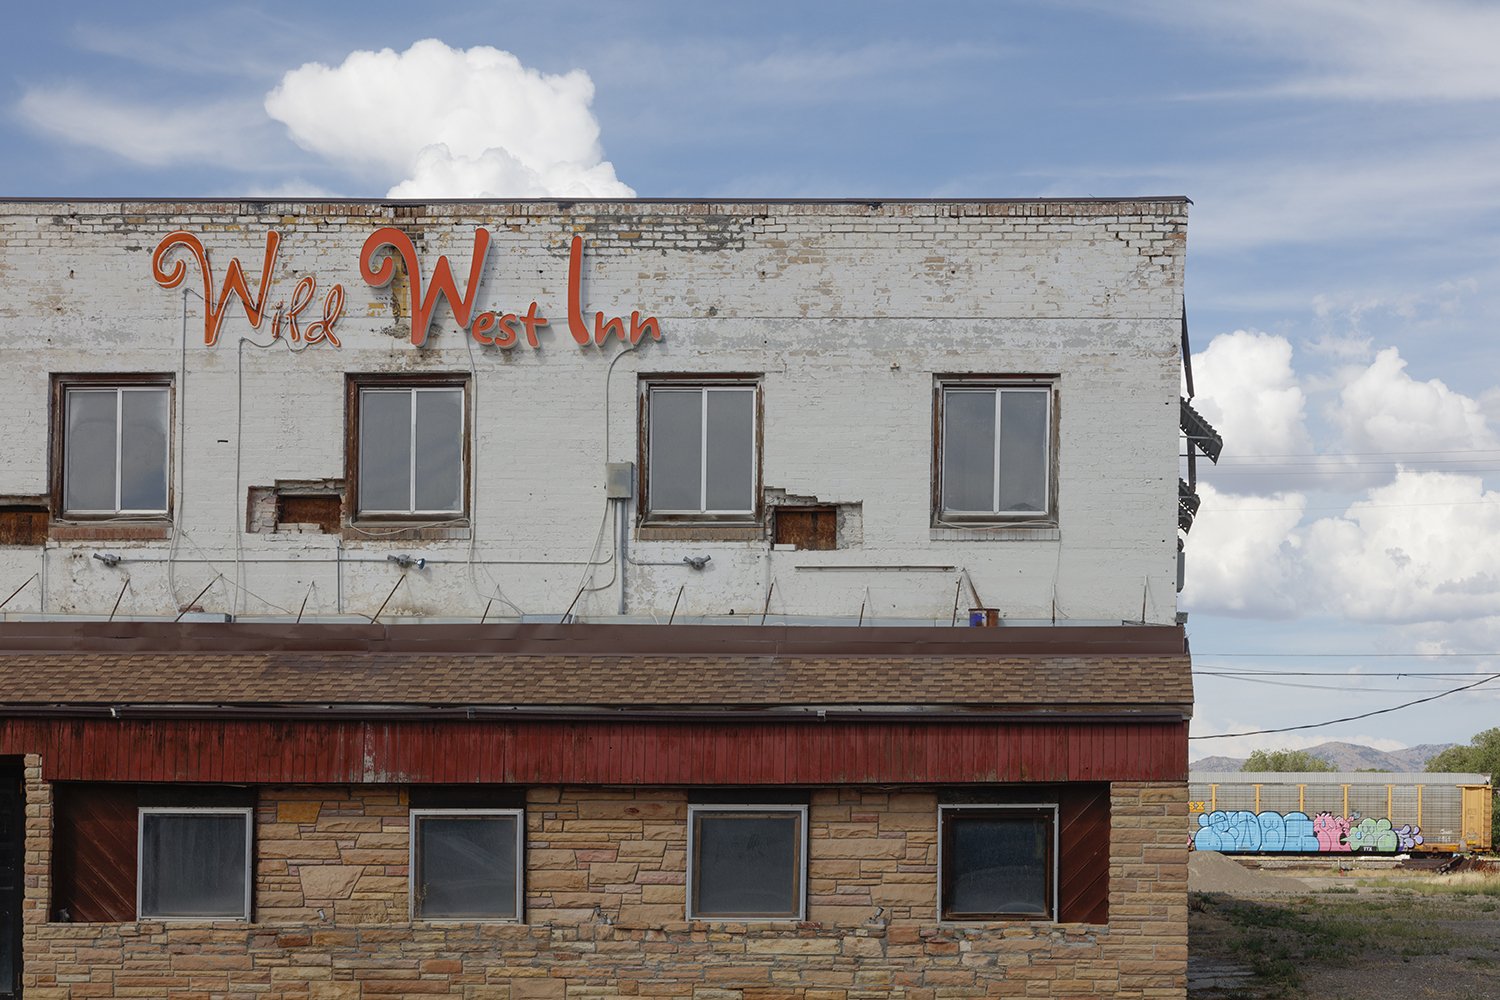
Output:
[0,199,1186,624]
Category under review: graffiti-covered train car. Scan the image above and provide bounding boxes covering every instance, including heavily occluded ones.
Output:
[1189,771,1492,855]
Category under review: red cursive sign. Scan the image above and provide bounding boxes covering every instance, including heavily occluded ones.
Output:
[152,231,345,348]
[359,228,661,349]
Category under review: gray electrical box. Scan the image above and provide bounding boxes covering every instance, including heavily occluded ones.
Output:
[605,462,635,499]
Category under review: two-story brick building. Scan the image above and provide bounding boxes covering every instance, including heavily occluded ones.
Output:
[0,197,1196,999]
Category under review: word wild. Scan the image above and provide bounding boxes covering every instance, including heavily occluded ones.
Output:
[152,231,344,347]
[360,228,662,349]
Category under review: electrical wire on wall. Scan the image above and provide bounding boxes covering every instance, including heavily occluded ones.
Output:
[460,328,526,619]
[164,286,196,612]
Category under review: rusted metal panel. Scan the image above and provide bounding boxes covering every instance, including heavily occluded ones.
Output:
[0,718,1186,785]
[774,506,837,550]
[0,508,47,547]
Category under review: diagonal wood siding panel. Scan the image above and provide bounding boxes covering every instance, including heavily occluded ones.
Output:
[1058,784,1111,923]
[52,783,137,922]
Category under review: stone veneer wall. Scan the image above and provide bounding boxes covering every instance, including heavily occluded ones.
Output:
[21,770,1186,999]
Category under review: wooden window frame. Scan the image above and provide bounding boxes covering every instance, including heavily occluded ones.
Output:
[638,374,764,528]
[50,373,175,524]
[345,373,471,526]
[136,806,253,922]
[937,804,1058,922]
[409,807,525,923]
[931,376,1059,528]
[686,803,807,921]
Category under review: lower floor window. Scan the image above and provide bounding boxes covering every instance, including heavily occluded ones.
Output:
[939,805,1056,920]
[137,807,252,920]
[410,809,523,920]
[688,805,806,919]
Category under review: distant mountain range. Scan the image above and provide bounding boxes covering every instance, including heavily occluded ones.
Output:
[1191,741,1457,773]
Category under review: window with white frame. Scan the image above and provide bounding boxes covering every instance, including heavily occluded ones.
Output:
[410,809,523,920]
[355,383,466,516]
[938,805,1056,921]
[937,382,1053,520]
[687,805,806,920]
[137,807,252,920]
[645,382,758,518]
[61,383,170,515]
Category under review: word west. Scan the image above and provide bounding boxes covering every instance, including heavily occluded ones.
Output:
[152,231,344,347]
[360,228,662,349]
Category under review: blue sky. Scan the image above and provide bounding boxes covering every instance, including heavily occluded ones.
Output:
[5,1,1500,761]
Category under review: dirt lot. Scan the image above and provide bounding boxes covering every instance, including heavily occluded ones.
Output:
[1188,853,1500,999]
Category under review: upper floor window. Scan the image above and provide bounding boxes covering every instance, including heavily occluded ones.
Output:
[59,380,171,516]
[350,378,467,518]
[936,380,1054,522]
[643,380,758,519]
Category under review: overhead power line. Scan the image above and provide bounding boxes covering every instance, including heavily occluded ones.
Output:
[1189,671,1500,740]
[1196,668,1493,677]
[1194,651,1500,658]
[1194,448,1500,459]
[1200,499,1500,513]
[1195,674,1489,693]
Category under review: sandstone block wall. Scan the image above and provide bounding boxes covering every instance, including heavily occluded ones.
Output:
[20,777,1187,998]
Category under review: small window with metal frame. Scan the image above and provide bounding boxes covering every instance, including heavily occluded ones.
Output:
[938,804,1057,921]
[349,378,467,518]
[643,380,759,520]
[136,806,253,920]
[58,380,172,516]
[687,804,806,920]
[935,380,1055,523]
[409,808,524,921]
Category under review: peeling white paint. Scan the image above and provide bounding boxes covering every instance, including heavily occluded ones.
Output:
[0,200,1187,624]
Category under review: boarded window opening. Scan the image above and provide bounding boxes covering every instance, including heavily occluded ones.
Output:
[246,482,344,534]
[278,494,341,534]
[773,506,837,550]
[0,504,47,547]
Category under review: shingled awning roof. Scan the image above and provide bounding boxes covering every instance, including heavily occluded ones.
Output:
[0,621,1192,720]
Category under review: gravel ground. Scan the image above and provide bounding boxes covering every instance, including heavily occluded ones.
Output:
[1189,854,1500,999]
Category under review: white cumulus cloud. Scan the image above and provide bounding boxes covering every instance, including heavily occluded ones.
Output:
[264,40,634,199]
[1302,470,1500,623]
[1190,331,1311,460]
[1182,483,1306,618]
[1333,346,1498,455]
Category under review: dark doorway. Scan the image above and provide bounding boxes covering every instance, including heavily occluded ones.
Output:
[0,762,23,997]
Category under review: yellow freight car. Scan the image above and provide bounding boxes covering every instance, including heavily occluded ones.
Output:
[1188,771,1492,854]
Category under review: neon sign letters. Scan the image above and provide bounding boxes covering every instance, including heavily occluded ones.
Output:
[152,227,662,352]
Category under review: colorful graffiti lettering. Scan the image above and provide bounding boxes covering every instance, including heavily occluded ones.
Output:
[1396,824,1424,851]
[1193,810,1422,853]
[1313,811,1352,852]
[1347,816,1400,852]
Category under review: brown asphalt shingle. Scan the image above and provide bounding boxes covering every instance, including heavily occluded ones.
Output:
[0,651,1191,710]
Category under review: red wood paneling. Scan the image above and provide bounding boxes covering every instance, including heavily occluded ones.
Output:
[0,718,1186,785]
[1058,784,1110,924]
[52,783,136,922]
